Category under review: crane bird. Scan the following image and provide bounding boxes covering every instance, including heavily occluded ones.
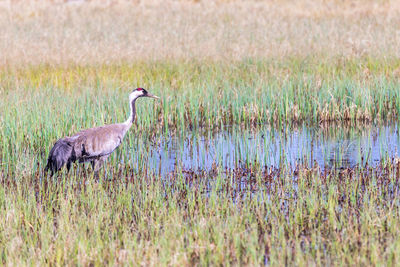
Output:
[45,88,159,176]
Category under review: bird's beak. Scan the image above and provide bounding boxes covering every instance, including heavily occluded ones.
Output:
[146,92,160,99]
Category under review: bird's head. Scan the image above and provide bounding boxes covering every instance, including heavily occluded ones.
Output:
[129,88,159,102]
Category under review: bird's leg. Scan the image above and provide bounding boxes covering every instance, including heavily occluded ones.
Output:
[90,160,97,171]
[66,161,72,173]
[92,156,109,177]
[90,159,100,180]
[100,155,110,179]
[92,159,103,172]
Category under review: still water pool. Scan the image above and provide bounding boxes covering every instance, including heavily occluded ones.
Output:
[129,123,399,176]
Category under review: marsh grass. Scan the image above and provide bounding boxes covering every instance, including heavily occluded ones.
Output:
[1,158,400,265]
[0,60,400,265]
[1,0,400,265]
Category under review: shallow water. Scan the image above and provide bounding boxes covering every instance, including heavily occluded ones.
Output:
[131,123,399,176]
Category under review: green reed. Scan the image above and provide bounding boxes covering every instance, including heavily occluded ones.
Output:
[1,58,400,135]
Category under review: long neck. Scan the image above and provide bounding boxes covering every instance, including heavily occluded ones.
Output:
[123,98,136,128]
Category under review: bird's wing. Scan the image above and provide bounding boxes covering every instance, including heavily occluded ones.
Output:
[71,124,125,159]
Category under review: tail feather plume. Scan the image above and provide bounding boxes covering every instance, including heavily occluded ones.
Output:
[45,138,74,175]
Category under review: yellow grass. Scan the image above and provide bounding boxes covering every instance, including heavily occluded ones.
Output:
[0,0,399,66]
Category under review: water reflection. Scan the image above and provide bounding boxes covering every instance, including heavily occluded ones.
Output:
[136,123,399,175]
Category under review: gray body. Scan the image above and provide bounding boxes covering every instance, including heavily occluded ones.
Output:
[45,88,158,175]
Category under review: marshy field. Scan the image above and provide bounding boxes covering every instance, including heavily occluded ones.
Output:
[1,0,400,265]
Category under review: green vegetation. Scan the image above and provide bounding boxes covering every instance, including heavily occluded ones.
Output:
[2,59,400,175]
[1,155,400,265]
[1,0,400,265]
[1,59,400,265]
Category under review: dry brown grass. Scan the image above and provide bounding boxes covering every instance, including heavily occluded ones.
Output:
[0,0,399,66]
